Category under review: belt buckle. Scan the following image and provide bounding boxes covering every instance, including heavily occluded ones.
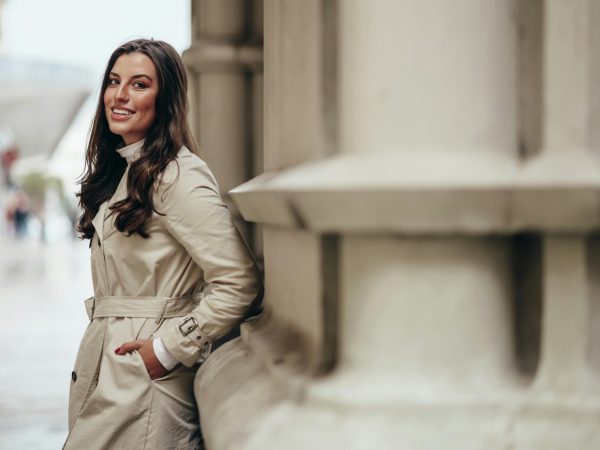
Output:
[179,316,198,336]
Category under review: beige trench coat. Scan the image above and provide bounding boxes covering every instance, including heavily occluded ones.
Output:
[63,146,262,450]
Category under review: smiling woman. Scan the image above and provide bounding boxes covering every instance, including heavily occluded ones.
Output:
[104,53,158,145]
[63,39,262,450]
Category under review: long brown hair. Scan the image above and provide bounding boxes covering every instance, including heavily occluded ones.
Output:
[77,39,196,240]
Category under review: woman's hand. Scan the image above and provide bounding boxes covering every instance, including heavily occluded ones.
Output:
[115,339,170,380]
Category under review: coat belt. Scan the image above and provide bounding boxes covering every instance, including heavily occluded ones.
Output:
[84,294,202,320]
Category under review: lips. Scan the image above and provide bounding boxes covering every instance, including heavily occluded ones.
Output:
[110,106,135,121]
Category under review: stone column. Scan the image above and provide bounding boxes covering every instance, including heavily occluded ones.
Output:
[184,0,263,248]
[194,1,600,448]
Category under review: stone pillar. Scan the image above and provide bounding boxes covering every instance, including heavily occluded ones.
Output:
[193,0,600,448]
[184,0,263,248]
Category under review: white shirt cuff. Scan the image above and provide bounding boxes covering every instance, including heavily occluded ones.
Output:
[153,337,180,371]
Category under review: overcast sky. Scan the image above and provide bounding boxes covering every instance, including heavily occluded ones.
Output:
[3,0,191,80]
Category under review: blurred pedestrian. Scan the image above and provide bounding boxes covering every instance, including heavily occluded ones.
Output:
[13,191,30,237]
[63,39,262,450]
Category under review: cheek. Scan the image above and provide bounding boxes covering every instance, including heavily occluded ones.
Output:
[103,96,112,119]
[103,90,111,108]
[139,95,157,121]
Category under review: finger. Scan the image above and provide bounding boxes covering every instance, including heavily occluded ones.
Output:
[116,340,142,354]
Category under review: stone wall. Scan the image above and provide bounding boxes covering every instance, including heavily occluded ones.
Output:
[188,1,600,448]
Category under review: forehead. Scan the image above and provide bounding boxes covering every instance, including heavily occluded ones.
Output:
[110,52,157,78]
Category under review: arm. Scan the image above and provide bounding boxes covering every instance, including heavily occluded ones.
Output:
[153,159,262,367]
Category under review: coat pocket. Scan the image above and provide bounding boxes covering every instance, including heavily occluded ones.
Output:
[130,349,153,383]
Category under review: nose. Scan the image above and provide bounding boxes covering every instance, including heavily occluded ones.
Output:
[115,84,129,102]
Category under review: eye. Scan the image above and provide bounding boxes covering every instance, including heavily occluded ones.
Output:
[133,81,147,89]
[107,78,119,86]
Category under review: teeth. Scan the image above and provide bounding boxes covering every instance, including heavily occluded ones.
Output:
[113,108,133,115]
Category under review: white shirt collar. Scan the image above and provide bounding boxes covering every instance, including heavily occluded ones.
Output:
[116,139,145,163]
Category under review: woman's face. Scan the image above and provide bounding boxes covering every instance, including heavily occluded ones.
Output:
[103,52,159,145]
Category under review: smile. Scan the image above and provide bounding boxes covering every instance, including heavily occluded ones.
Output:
[112,108,134,116]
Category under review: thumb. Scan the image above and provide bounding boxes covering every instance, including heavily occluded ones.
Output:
[116,340,142,355]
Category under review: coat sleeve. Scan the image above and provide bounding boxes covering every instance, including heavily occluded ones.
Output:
[154,156,262,367]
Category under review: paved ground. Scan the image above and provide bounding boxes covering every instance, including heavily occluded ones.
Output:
[0,236,91,450]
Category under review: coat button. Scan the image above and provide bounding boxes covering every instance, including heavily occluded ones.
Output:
[71,371,77,382]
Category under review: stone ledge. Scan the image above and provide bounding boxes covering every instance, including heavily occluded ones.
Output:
[230,150,600,233]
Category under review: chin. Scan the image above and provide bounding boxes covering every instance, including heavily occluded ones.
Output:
[109,124,128,136]
[108,128,123,138]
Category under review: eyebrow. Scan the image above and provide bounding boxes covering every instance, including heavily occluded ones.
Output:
[109,72,153,82]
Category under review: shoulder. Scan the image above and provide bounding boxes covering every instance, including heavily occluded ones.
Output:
[162,147,216,185]
[155,147,221,206]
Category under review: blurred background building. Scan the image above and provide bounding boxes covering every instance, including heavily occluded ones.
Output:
[1,0,600,449]
[0,1,189,448]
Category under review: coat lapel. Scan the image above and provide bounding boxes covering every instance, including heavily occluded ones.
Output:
[91,202,107,243]
[92,168,130,242]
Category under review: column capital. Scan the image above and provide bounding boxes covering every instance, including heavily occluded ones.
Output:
[231,150,600,233]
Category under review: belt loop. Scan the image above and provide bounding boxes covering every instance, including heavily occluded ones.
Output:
[91,296,96,321]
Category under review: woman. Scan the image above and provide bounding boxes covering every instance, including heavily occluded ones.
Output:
[63,39,262,450]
